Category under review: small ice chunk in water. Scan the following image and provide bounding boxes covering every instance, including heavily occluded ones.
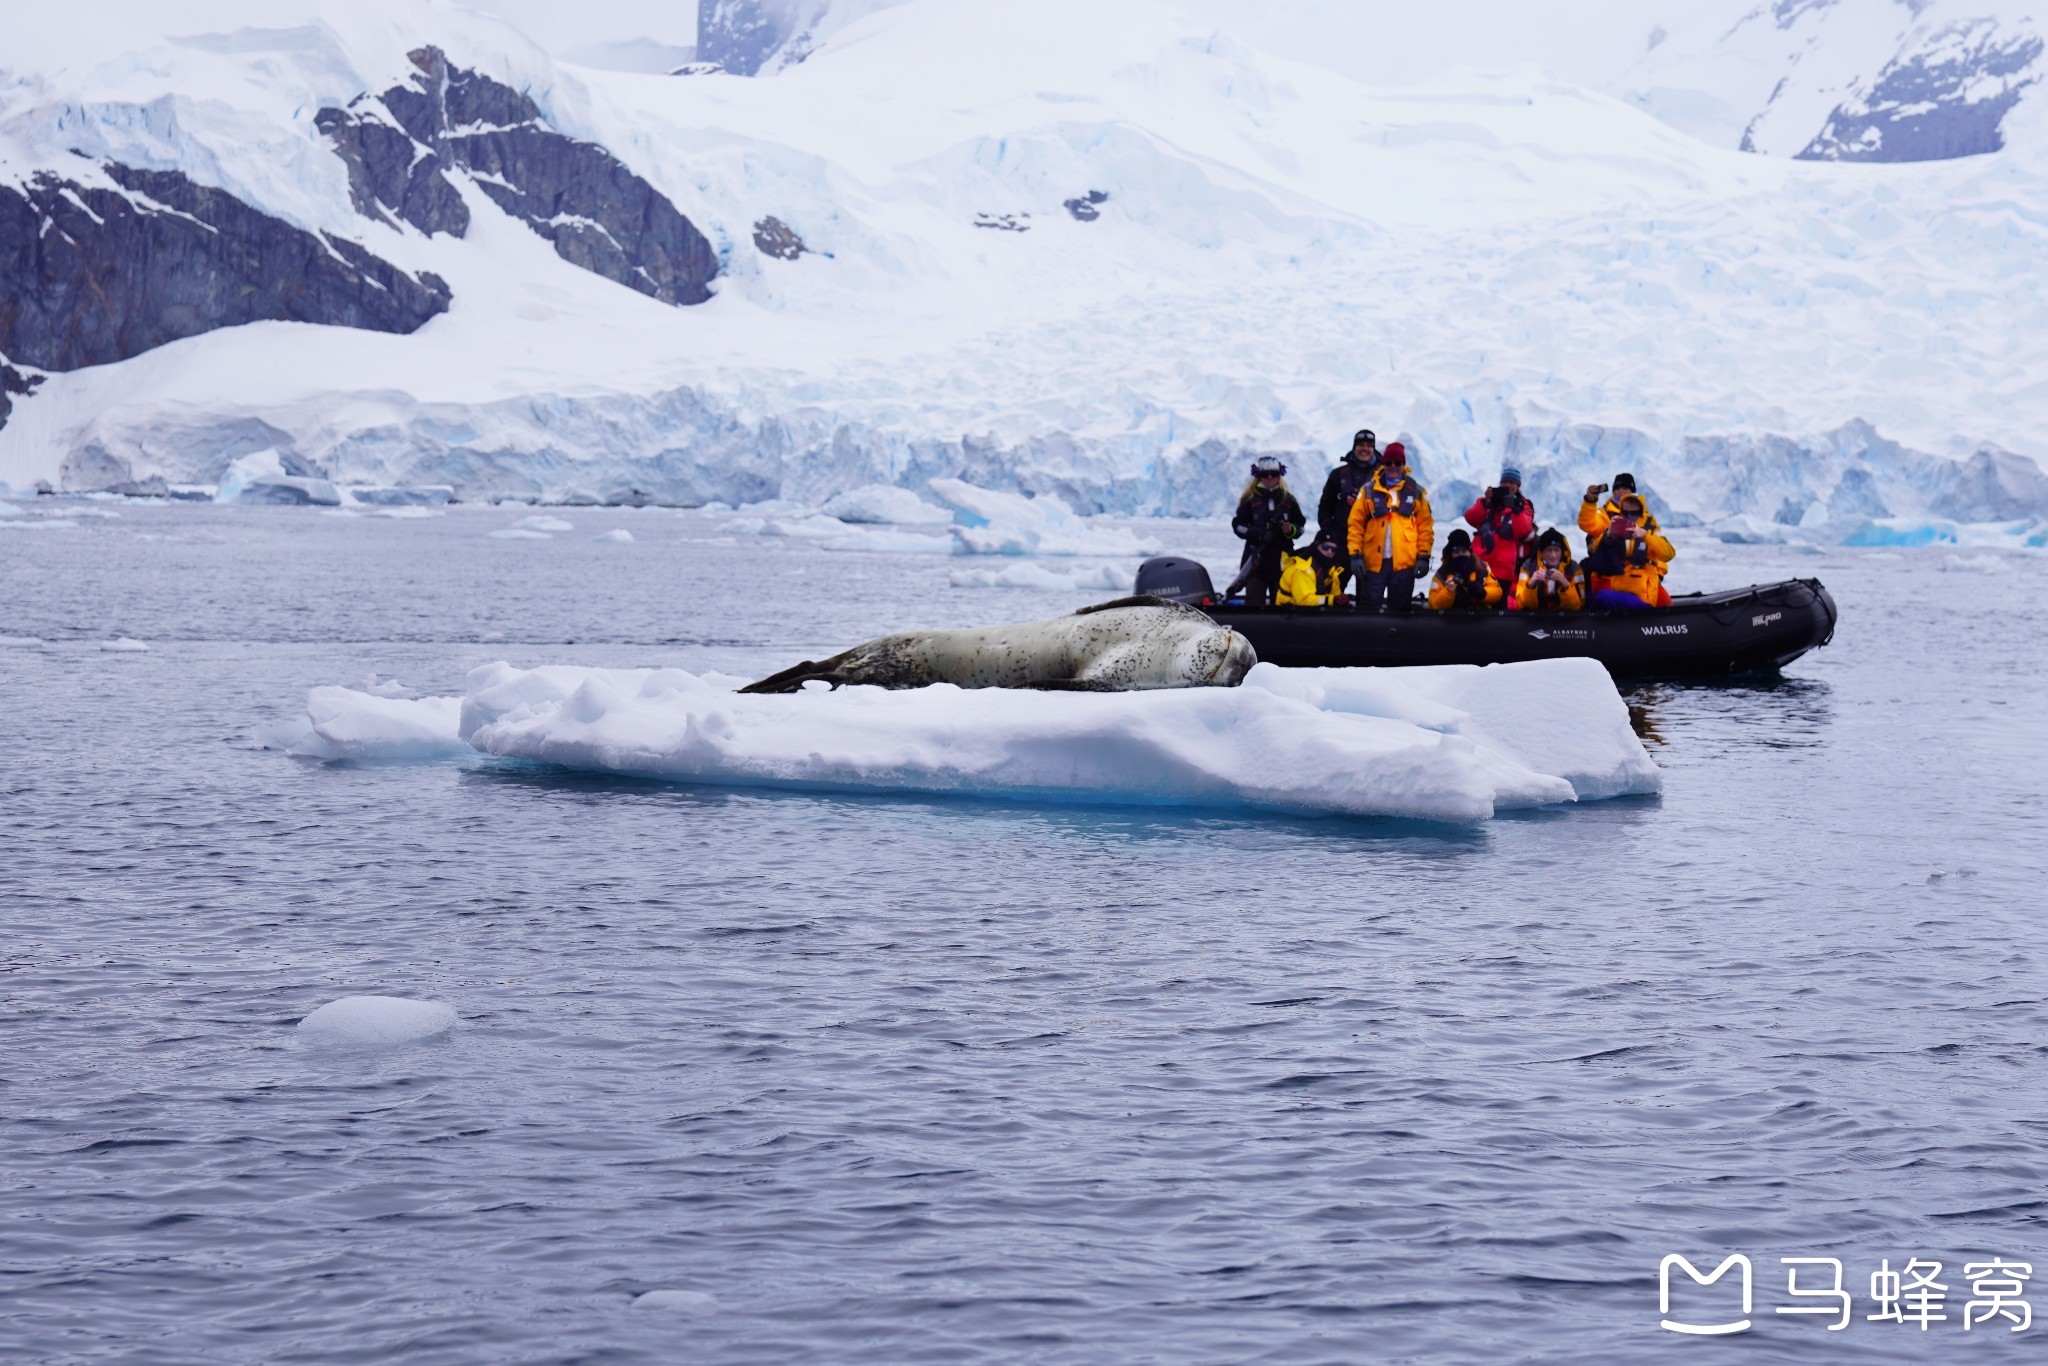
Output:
[632,1290,718,1313]
[0,634,44,647]
[513,514,575,533]
[298,996,457,1046]
[102,638,151,652]
[490,528,553,540]
[594,528,635,543]
[820,484,954,525]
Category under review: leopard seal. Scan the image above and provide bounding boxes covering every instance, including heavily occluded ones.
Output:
[739,596,1256,694]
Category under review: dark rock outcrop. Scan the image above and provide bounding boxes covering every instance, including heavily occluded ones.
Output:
[318,48,718,306]
[1064,190,1109,221]
[698,0,826,77]
[1,361,43,429]
[0,164,451,377]
[753,216,807,259]
[1799,21,2043,162]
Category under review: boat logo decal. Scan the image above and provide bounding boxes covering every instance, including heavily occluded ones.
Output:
[1752,611,1782,627]
[1640,624,1689,636]
[1528,628,1591,640]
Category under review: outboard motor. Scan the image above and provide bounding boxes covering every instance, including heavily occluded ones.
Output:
[1134,556,1217,605]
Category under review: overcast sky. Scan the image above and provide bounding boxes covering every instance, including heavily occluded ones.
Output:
[456,0,702,56]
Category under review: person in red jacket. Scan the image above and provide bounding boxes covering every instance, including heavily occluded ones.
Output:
[1463,466,1535,591]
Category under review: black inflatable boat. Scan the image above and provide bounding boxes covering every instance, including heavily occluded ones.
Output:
[1134,557,1837,679]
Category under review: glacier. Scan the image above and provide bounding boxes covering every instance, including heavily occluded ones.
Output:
[2,0,2045,532]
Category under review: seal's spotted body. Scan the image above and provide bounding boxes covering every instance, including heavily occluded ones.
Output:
[740,596,1255,694]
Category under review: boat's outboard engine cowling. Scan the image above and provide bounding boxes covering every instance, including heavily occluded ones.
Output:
[1134,556,1217,605]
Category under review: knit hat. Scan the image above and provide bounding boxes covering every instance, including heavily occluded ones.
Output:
[1445,528,1472,552]
[1499,467,1522,485]
[1380,442,1407,465]
[1613,472,1637,492]
[1354,428,1375,444]
[1535,527,1569,554]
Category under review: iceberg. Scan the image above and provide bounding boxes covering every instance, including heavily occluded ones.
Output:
[264,686,469,762]
[819,485,955,526]
[450,657,1658,823]
[298,996,457,1046]
[928,480,1164,558]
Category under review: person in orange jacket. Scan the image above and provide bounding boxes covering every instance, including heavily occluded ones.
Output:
[1346,441,1433,613]
[1427,529,1503,609]
[1590,472,1671,605]
[1578,490,1673,609]
[1513,527,1583,611]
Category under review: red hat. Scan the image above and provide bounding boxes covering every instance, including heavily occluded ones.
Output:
[1381,442,1407,465]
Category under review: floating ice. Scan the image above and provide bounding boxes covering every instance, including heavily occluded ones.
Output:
[0,517,76,531]
[1941,553,2003,572]
[268,686,467,762]
[632,1290,718,1314]
[0,501,20,518]
[594,528,635,543]
[101,637,150,652]
[820,485,955,526]
[489,527,554,540]
[455,656,1658,823]
[0,634,44,647]
[512,515,575,533]
[298,995,457,1047]
[346,486,454,508]
[928,479,1161,558]
[821,528,955,555]
[949,562,1083,590]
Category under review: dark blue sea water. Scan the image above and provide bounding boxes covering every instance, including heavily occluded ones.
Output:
[3,502,2044,1363]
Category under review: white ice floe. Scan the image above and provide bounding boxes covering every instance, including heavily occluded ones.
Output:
[298,995,457,1046]
[820,485,955,526]
[512,515,575,533]
[948,561,1136,591]
[631,1290,718,1314]
[451,656,1658,822]
[489,527,554,540]
[101,637,151,652]
[0,634,45,647]
[594,528,635,543]
[0,517,77,531]
[0,502,20,518]
[928,480,1162,558]
[266,686,469,762]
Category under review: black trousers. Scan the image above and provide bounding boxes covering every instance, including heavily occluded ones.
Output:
[1359,566,1418,612]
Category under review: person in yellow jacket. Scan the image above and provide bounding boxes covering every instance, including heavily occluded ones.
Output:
[1578,491,1674,609]
[1513,527,1584,611]
[1427,530,1504,609]
[1276,531,1349,606]
[1588,472,1670,604]
[1346,441,1433,613]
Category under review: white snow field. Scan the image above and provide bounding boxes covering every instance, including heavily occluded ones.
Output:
[268,656,1659,822]
[297,995,458,1046]
[4,0,2045,539]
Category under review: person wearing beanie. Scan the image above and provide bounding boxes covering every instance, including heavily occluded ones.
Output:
[1579,492,1674,609]
[1581,474,1672,605]
[1276,528,1350,606]
[1427,528,1503,609]
[1514,526,1583,611]
[1315,428,1380,580]
[1463,465,1536,585]
[1346,441,1434,613]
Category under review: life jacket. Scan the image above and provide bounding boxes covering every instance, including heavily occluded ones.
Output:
[1276,551,1343,606]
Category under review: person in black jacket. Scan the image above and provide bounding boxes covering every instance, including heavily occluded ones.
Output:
[1316,429,1379,570]
[1227,455,1304,606]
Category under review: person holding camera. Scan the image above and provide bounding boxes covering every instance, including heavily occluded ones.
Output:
[1427,530,1503,609]
[1346,442,1434,613]
[1578,488,1673,609]
[1513,527,1583,611]
[1316,429,1380,570]
[1277,529,1350,606]
[1463,466,1536,588]
[1227,455,1305,606]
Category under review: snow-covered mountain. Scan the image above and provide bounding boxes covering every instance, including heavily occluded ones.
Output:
[2,0,2045,535]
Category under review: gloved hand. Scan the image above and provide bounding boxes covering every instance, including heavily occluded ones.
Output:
[1350,556,1366,581]
[1413,555,1431,579]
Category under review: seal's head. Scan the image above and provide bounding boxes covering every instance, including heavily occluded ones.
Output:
[1186,626,1257,687]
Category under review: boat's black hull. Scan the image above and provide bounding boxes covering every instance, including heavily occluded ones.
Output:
[1198,578,1837,678]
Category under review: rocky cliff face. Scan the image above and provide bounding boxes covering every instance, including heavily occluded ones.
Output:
[697,0,829,76]
[317,48,717,305]
[0,164,451,375]
[1797,21,2044,162]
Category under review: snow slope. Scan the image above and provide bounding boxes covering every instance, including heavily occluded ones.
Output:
[3,0,2045,533]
